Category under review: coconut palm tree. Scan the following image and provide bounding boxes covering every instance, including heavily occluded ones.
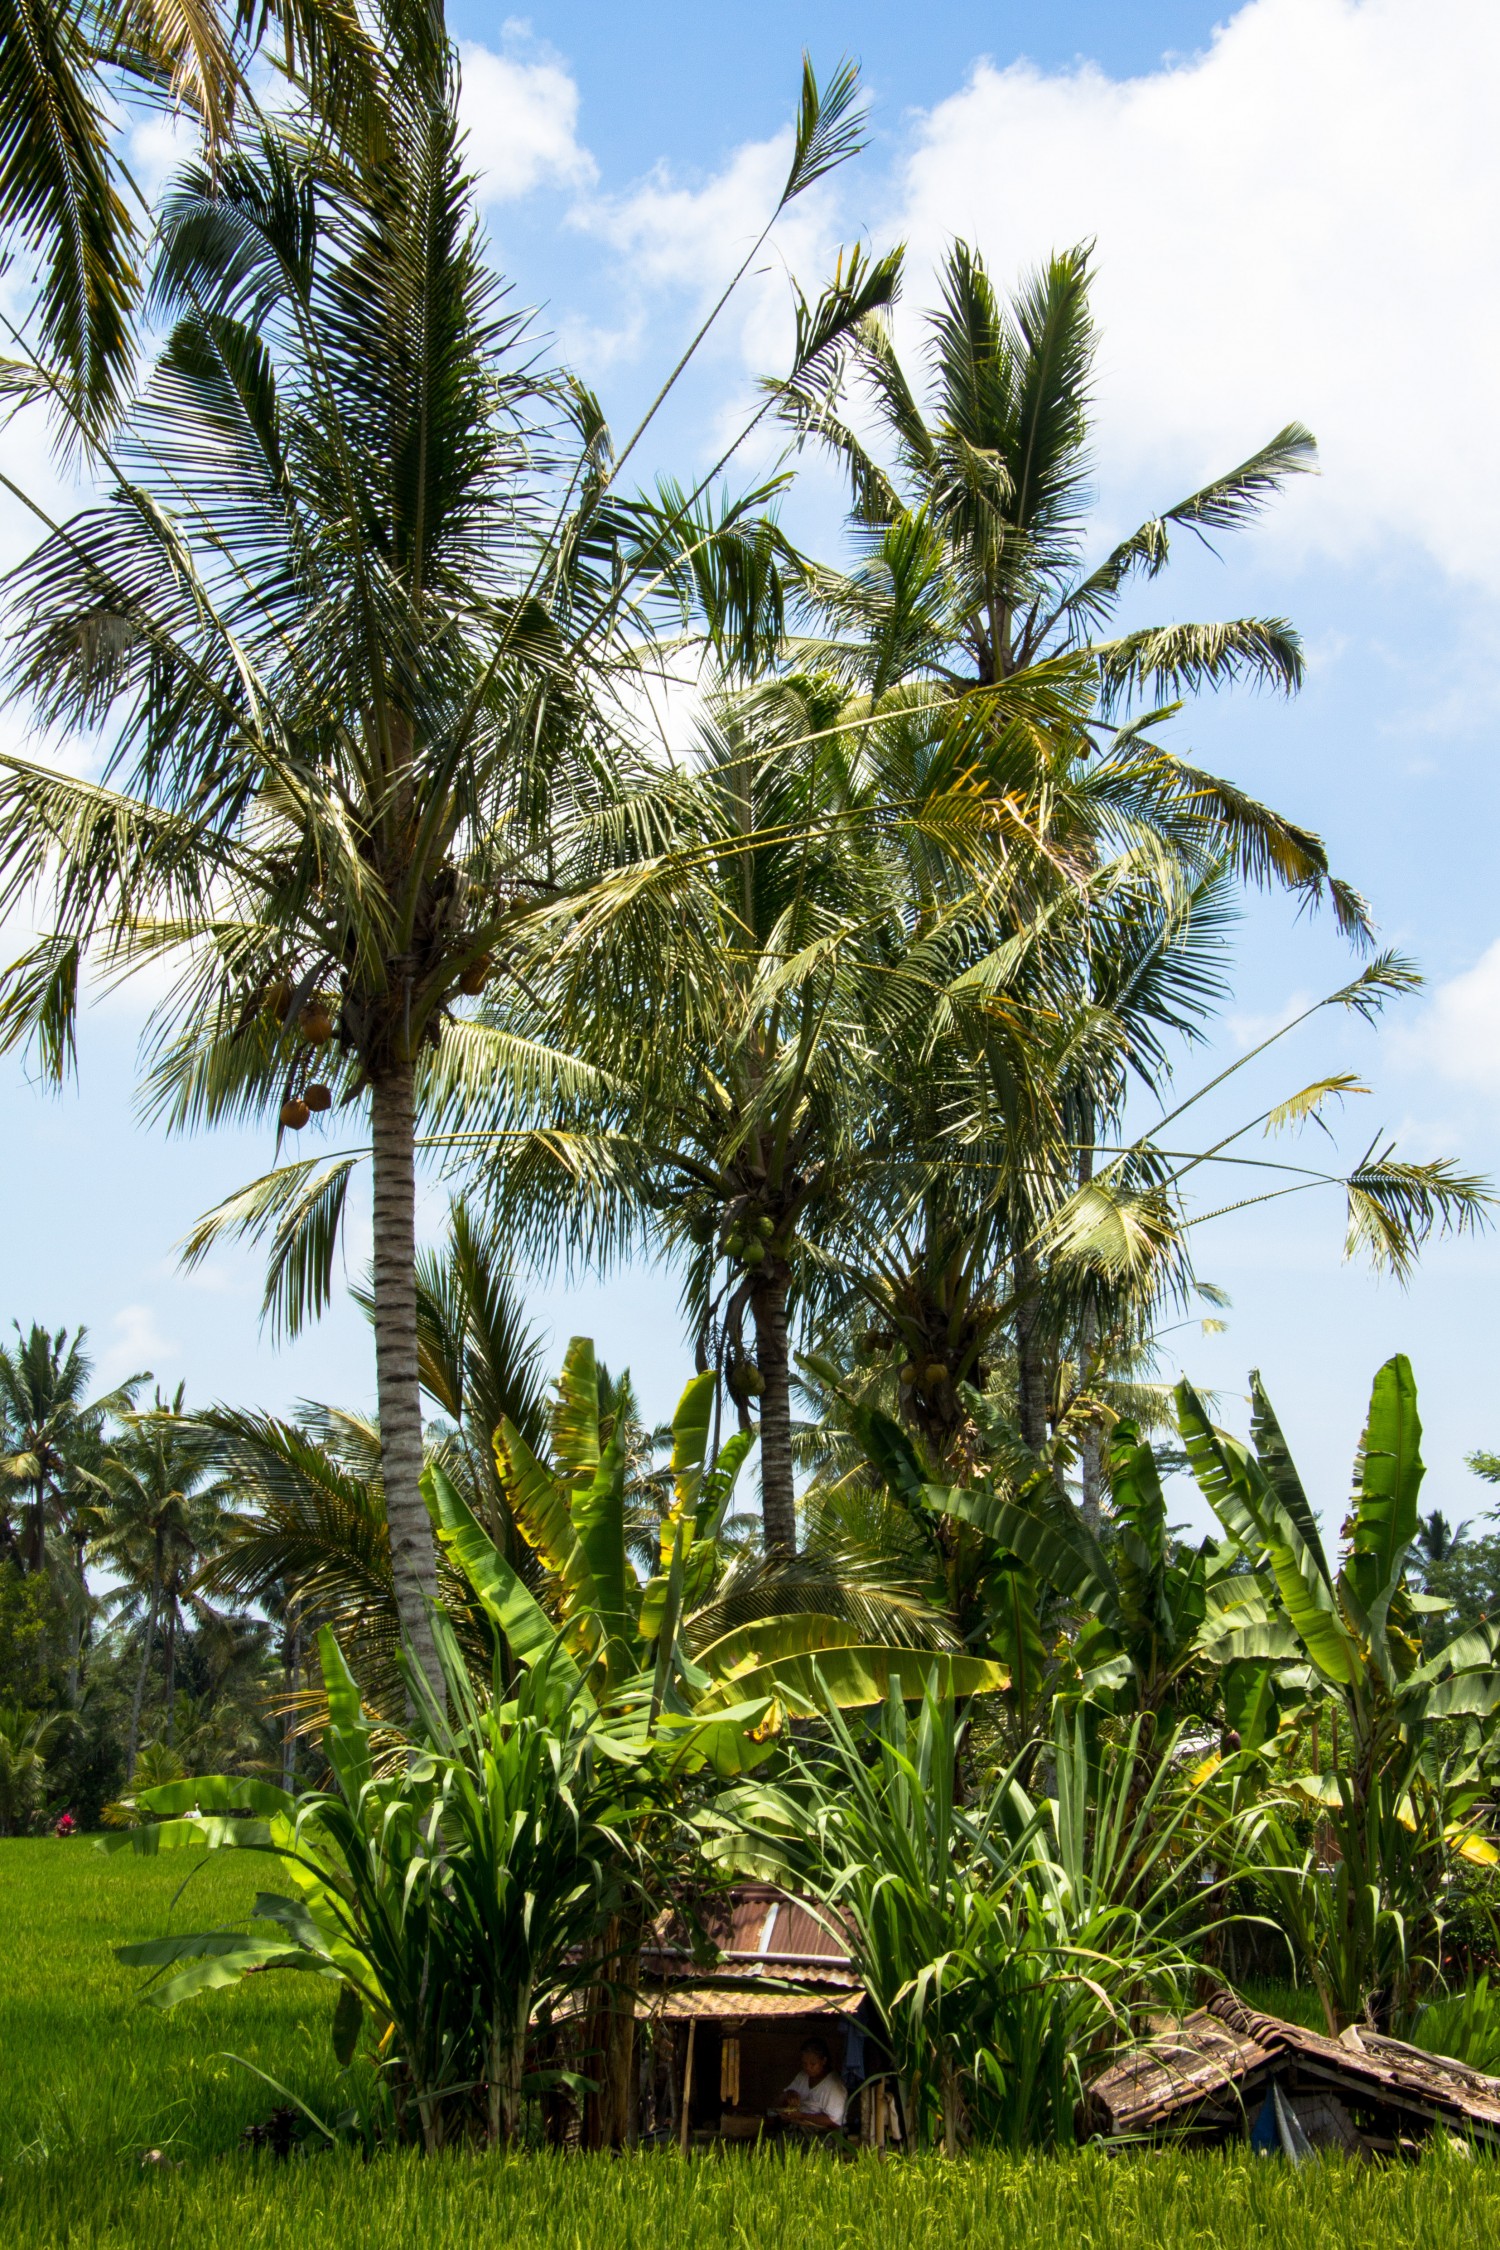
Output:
[0,1322,139,1575]
[0,1321,143,1709]
[0,35,884,1686]
[453,669,982,1552]
[0,0,378,441]
[89,1390,232,1775]
[776,240,1374,1454]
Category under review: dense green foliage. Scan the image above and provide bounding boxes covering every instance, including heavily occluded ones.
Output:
[4,1839,1499,2248]
[0,0,1498,2200]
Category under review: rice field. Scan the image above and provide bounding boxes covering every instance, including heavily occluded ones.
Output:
[2,1836,1496,2248]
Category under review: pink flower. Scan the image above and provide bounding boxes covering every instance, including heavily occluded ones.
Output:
[53,1812,78,1836]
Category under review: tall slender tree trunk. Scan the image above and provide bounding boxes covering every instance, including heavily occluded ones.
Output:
[1075,1112,1104,1528]
[750,1267,797,1555]
[67,1529,87,1707]
[163,1604,177,1742]
[1012,1248,1051,1455]
[126,1563,161,1782]
[281,1614,302,1792]
[370,1062,442,1698]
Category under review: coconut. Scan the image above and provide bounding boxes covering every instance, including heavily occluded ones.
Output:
[756,1215,776,1239]
[458,954,493,996]
[899,1362,918,1386]
[924,1361,950,1387]
[742,1240,766,1266]
[304,1083,333,1113]
[298,1005,334,1044]
[280,1097,311,1130]
[724,1232,745,1258]
[263,979,293,1020]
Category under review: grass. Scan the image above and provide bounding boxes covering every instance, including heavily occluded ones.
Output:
[2,1836,1496,2248]
[0,1835,342,2168]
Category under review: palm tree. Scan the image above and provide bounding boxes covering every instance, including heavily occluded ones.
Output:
[0,1322,142,1706]
[0,0,378,440]
[459,670,980,1552]
[778,240,1371,1456]
[0,1703,66,1833]
[0,35,881,1685]
[89,1390,231,1776]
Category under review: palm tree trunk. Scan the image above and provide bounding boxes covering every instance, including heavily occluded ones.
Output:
[750,1267,797,1554]
[126,1563,161,1781]
[281,1614,302,1793]
[163,1603,177,1742]
[371,1061,442,1697]
[67,1530,87,1707]
[1013,1248,1051,1455]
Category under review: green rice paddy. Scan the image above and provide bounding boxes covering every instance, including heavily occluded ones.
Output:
[2,1836,1495,2247]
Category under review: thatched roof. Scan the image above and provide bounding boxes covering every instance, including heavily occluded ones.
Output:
[1086,1988,1500,2151]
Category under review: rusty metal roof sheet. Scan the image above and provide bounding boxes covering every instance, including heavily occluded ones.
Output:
[640,1885,864,2018]
[1087,1988,1500,2144]
[645,1886,857,1975]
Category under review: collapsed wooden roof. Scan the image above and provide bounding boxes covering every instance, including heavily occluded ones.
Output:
[638,1885,865,2022]
[1086,1988,1500,2151]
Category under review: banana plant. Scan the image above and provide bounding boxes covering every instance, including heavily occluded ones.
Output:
[844,1399,1255,1731]
[1176,1354,1500,2029]
[430,1339,1004,1747]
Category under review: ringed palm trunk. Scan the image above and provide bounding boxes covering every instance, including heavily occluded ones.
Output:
[371,1060,443,1700]
[749,1264,797,1555]
[126,1557,161,1781]
[1012,1248,1052,1456]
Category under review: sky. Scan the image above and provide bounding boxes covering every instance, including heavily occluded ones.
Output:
[2,0,1497,1540]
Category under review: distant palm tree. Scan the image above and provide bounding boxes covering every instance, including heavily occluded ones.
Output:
[772,238,1427,1460]
[1413,1508,1471,1578]
[0,1322,143,1705]
[89,1392,231,1776]
[0,1703,67,1833]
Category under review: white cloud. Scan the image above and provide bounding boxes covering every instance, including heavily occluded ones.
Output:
[573,132,850,468]
[458,37,596,203]
[100,1302,177,1388]
[1400,939,1500,1096]
[887,0,1500,586]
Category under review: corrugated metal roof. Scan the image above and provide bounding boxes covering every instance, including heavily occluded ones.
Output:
[640,1885,864,2017]
[646,1886,856,1974]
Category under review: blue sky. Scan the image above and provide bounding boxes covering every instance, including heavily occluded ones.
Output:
[3,0,1497,1539]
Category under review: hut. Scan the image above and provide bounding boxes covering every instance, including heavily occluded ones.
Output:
[1084,1988,1500,2157]
[635,1884,898,2145]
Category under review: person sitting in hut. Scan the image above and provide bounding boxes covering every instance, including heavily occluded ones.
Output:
[778,2036,848,2131]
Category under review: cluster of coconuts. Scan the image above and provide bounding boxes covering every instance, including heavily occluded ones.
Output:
[857,1329,950,1393]
[726,1356,765,1403]
[721,1213,777,1269]
[266,983,339,1131]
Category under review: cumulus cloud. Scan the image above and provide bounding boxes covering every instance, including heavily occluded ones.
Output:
[1400,939,1500,1097]
[100,1303,177,1387]
[886,0,1500,585]
[458,35,596,203]
[572,131,851,466]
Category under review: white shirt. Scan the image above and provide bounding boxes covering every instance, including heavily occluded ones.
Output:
[784,2068,847,2126]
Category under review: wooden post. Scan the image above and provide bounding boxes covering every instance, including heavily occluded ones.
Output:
[679,2017,697,2156]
